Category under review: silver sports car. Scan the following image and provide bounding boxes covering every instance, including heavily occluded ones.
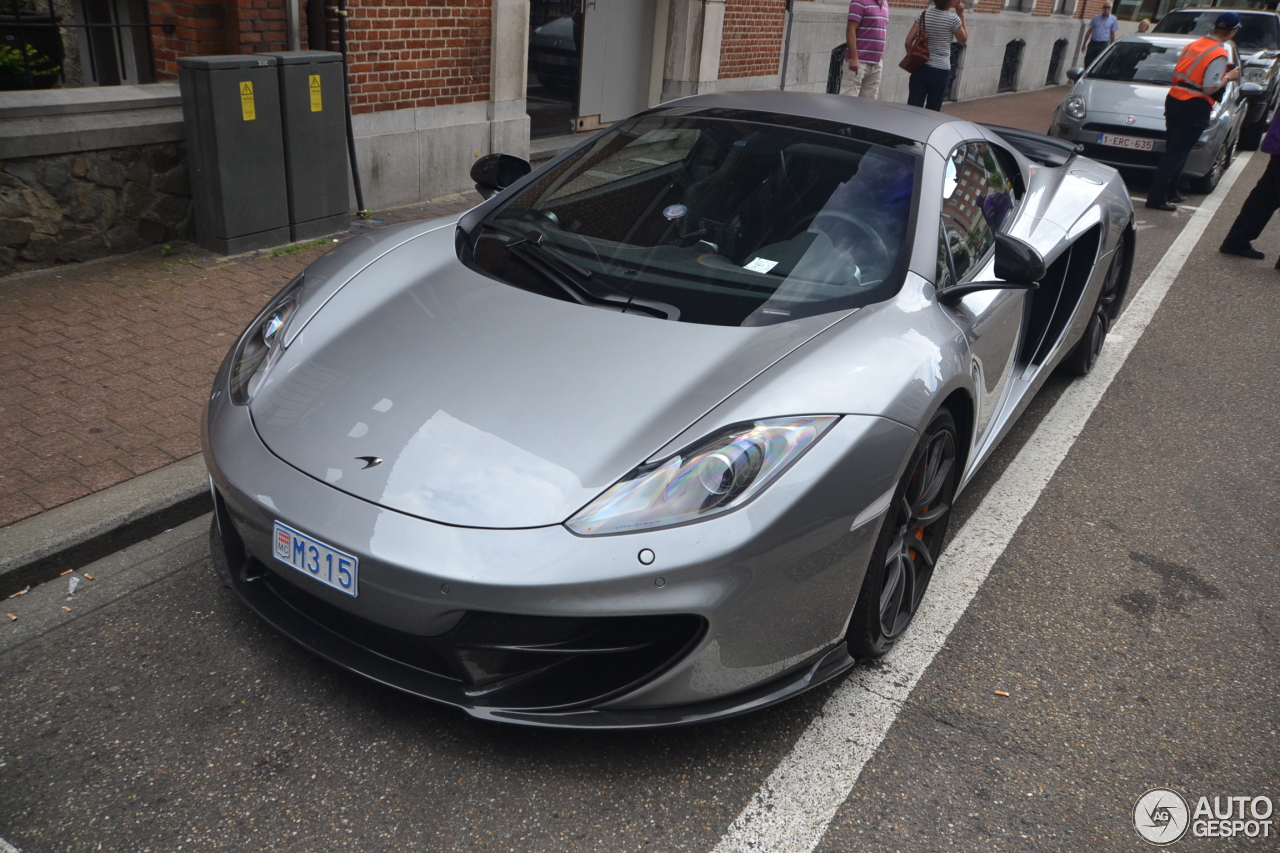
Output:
[204,92,1135,728]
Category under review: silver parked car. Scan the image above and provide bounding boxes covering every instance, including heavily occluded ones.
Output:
[1050,33,1259,193]
[1153,7,1280,149]
[204,92,1135,728]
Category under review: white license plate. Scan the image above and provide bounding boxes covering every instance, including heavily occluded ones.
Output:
[1097,133,1154,151]
[273,521,358,597]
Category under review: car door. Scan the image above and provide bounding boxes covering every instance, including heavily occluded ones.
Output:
[936,141,1028,446]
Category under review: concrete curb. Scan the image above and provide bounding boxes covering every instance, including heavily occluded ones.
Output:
[0,454,211,596]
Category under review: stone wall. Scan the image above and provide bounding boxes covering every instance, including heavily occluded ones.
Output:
[0,142,192,276]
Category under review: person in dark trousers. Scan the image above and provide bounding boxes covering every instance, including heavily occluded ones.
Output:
[1146,12,1241,212]
[1082,1,1118,69]
[1219,108,1280,260]
[905,0,968,112]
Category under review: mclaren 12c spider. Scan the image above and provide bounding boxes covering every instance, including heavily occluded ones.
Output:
[204,91,1135,728]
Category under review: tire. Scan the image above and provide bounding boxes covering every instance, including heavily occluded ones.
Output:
[1191,136,1232,194]
[1061,230,1128,377]
[847,409,958,658]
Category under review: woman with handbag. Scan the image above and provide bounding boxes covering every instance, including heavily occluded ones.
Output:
[902,0,968,111]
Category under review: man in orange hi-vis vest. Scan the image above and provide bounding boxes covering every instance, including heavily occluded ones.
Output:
[1146,11,1242,211]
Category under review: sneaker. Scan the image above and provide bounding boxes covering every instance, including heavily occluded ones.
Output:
[1220,242,1265,259]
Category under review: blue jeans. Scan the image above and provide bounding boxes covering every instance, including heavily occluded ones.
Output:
[908,65,951,111]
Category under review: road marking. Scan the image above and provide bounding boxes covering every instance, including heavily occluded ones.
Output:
[0,835,22,853]
[710,152,1253,853]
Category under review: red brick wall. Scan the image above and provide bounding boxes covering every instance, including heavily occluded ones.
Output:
[344,0,491,114]
[149,0,228,79]
[719,0,786,80]
[149,0,489,114]
[149,0,294,79]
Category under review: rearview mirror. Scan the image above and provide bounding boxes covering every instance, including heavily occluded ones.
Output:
[1242,81,1264,98]
[471,153,532,199]
[1066,67,1084,82]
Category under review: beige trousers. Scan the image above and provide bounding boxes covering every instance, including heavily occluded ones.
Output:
[840,61,883,100]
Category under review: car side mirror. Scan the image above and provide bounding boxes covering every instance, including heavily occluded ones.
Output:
[994,233,1047,282]
[938,234,1046,305]
[471,153,532,199]
[1242,81,1264,98]
[1066,67,1084,82]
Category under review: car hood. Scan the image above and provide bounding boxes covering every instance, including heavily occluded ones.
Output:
[249,225,847,529]
[1074,80,1170,126]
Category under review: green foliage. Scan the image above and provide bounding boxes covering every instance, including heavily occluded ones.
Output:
[0,43,60,83]
[160,244,173,257]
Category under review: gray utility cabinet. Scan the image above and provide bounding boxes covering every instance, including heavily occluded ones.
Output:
[262,51,350,241]
[178,54,291,254]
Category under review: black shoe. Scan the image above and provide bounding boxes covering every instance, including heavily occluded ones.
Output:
[1220,242,1265,259]
[1145,201,1177,211]
[1169,194,1187,204]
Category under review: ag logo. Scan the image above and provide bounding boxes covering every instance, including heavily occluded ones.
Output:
[1135,788,1190,845]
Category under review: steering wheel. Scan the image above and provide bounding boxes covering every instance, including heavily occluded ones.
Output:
[809,209,892,273]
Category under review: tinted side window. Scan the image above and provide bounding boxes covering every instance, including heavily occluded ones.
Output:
[940,142,1013,281]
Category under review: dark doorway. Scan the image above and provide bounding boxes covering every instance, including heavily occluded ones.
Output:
[527,0,581,139]
[1046,38,1068,85]
[998,39,1024,93]
[945,42,965,101]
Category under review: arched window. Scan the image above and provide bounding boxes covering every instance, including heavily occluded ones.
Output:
[1047,38,1069,85]
[999,39,1025,93]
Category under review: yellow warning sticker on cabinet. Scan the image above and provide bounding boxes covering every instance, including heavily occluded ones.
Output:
[239,81,256,121]
[309,74,322,112]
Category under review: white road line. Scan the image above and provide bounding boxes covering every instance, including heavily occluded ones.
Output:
[711,152,1254,853]
[0,835,22,853]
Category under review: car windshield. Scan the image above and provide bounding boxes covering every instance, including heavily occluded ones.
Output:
[464,114,920,327]
[1154,12,1279,53]
[1087,41,1183,84]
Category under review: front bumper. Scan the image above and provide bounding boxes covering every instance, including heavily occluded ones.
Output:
[1050,110,1217,176]
[204,375,916,727]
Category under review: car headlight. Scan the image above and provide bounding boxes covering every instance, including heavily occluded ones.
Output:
[1064,95,1087,120]
[229,275,304,405]
[1244,66,1270,85]
[566,416,840,535]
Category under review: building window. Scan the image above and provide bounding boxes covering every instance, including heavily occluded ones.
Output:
[1047,38,1068,84]
[999,39,1024,93]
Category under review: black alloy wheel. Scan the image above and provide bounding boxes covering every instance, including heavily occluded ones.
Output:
[847,409,958,658]
[1061,231,1128,376]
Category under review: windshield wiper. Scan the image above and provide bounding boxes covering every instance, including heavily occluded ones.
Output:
[483,221,680,320]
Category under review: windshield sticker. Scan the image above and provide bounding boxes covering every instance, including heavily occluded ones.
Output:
[744,257,779,274]
[663,204,688,220]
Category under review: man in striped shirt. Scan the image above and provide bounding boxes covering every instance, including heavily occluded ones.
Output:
[843,0,889,99]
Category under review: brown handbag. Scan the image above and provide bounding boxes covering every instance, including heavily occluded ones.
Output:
[899,11,930,73]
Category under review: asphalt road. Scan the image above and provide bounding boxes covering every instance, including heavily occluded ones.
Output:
[2,150,1278,852]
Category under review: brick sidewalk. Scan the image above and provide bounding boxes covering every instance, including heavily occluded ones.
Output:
[0,192,480,528]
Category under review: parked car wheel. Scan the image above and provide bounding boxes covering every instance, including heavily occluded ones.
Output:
[1061,231,1128,376]
[1191,135,1234,194]
[847,409,958,658]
